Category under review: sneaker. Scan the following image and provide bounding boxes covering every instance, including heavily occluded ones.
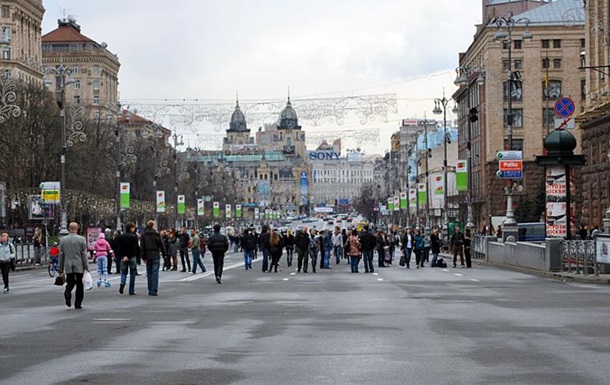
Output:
[97,280,102,287]
[119,283,125,295]
[105,281,111,288]
[3,287,8,293]
[216,277,221,284]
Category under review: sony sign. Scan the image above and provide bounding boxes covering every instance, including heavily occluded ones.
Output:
[309,151,340,160]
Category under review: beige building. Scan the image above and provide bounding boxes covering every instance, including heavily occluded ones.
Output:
[0,0,45,82]
[41,17,120,113]
[579,0,610,230]
[454,0,584,229]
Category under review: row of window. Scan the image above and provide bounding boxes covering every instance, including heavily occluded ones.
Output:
[43,65,100,76]
[502,58,563,71]
[503,38,585,50]
[503,80,564,101]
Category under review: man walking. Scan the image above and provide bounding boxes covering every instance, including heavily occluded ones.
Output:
[140,220,166,296]
[359,225,377,273]
[116,222,140,295]
[450,225,465,268]
[207,224,229,283]
[59,222,89,309]
[295,227,310,273]
[259,225,270,272]
[190,228,206,274]
[178,226,190,272]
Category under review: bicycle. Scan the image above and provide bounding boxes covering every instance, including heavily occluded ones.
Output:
[48,257,59,277]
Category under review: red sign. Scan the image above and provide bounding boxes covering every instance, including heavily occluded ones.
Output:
[499,160,523,171]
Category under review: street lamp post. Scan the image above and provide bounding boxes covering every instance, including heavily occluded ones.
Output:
[172,130,183,229]
[433,95,451,233]
[494,12,532,241]
[417,119,431,229]
[453,66,485,231]
[113,105,136,233]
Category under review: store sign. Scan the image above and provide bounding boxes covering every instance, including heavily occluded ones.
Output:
[309,151,340,160]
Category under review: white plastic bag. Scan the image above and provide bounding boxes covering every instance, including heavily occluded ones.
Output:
[83,271,93,290]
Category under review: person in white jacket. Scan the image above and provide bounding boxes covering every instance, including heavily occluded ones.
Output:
[332,226,343,265]
[0,232,16,293]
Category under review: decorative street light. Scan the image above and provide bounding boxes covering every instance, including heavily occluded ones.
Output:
[453,66,485,231]
[0,74,21,123]
[172,130,183,228]
[417,119,432,229]
[433,93,453,233]
[493,12,532,240]
[112,104,137,233]
[44,65,84,236]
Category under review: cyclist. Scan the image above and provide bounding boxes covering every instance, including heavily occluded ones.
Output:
[49,242,60,268]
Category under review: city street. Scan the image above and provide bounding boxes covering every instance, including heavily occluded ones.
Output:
[1,251,610,385]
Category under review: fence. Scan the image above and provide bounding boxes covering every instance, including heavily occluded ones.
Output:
[12,243,48,268]
[560,240,596,275]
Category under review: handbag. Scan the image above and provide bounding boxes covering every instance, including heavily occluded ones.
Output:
[54,273,65,286]
[399,255,406,267]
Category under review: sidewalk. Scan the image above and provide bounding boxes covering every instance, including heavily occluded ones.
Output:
[440,252,610,285]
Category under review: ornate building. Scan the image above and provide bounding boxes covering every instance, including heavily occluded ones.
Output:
[454,0,584,229]
[41,17,120,114]
[0,0,45,82]
[579,0,610,230]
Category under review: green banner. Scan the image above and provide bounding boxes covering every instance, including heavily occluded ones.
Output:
[177,195,185,215]
[213,202,220,218]
[417,183,427,205]
[226,204,232,219]
[120,183,130,209]
[400,192,407,209]
[197,199,204,216]
[456,160,468,192]
[236,204,242,218]
[387,197,394,212]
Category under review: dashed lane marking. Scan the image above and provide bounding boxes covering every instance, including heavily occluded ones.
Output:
[470,279,480,282]
[283,278,289,281]
[454,273,463,277]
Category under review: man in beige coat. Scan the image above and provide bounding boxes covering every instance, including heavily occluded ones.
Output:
[59,222,89,309]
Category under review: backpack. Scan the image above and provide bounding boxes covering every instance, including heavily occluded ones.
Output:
[436,257,447,268]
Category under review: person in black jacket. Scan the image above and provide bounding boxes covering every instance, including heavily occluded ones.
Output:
[358,226,377,273]
[268,229,284,273]
[207,224,229,283]
[241,229,256,270]
[294,227,310,273]
[116,222,140,295]
[140,220,166,296]
[177,227,190,272]
[450,226,465,268]
[284,229,295,267]
[259,225,270,272]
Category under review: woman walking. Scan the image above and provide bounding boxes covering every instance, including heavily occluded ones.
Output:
[284,229,295,267]
[346,229,362,273]
[0,232,16,293]
[269,229,284,273]
[402,228,414,269]
[414,228,425,268]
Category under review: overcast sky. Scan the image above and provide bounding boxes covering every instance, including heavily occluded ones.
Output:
[42,0,482,154]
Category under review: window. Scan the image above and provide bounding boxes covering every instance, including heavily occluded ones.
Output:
[1,25,10,42]
[542,58,550,69]
[504,81,522,101]
[504,108,523,128]
[71,66,80,74]
[93,95,99,105]
[93,80,99,90]
[543,79,562,100]
[581,38,586,48]
[553,58,562,69]
[92,65,99,76]
[542,39,550,49]
[73,95,80,105]
[542,108,555,128]
[514,59,523,70]
[1,6,9,18]
[504,138,523,151]
[513,40,522,49]
[1,46,9,60]
[581,78,587,100]
[502,41,510,50]
[74,80,80,89]
[553,39,561,48]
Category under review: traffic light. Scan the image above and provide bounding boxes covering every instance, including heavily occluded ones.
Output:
[469,107,478,122]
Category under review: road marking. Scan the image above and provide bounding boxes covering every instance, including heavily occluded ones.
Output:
[92,318,130,322]
[454,273,463,277]
[283,278,289,281]
[470,279,480,282]
[179,260,248,282]
[373,273,379,276]
[442,269,449,272]
[377,278,384,282]
[290,272,297,276]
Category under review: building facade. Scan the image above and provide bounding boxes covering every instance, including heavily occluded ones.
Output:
[41,17,120,113]
[579,0,610,230]
[454,0,584,231]
[0,0,45,82]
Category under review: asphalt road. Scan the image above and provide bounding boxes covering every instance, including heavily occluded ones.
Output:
[1,250,610,385]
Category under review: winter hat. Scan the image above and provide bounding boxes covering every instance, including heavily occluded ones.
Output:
[98,233,106,239]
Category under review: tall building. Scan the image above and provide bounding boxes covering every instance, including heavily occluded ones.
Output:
[454,0,584,229]
[0,0,45,82]
[41,16,120,112]
[579,0,610,230]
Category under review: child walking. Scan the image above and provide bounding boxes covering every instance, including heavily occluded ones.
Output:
[94,233,113,287]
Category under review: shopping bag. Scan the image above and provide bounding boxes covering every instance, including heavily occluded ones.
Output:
[399,256,406,267]
[83,271,93,290]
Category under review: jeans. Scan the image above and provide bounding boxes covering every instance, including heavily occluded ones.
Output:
[1,260,10,289]
[96,255,108,281]
[179,247,190,271]
[377,249,386,267]
[334,246,342,264]
[309,249,318,272]
[403,248,413,267]
[363,249,374,273]
[191,249,206,273]
[243,249,254,269]
[261,248,269,272]
[65,272,84,307]
[430,252,439,267]
[350,256,360,272]
[323,249,330,268]
[297,248,309,272]
[120,256,137,294]
[212,252,225,279]
[286,246,294,266]
[146,259,160,295]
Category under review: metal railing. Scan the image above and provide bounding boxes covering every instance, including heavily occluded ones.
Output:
[560,240,596,275]
[12,243,49,268]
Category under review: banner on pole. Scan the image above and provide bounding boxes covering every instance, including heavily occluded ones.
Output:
[213,202,220,218]
[417,183,427,205]
[409,188,416,208]
[177,195,185,215]
[197,198,204,216]
[393,195,400,211]
[236,204,242,218]
[120,183,130,209]
[434,175,444,196]
[225,204,231,219]
[156,191,165,213]
[254,208,260,220]
[387,197,394,212]
[400,192,407,209]
[456,160,468,191]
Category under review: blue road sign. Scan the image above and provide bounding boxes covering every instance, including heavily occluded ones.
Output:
[496,170,523,179]
[554,97,575,118]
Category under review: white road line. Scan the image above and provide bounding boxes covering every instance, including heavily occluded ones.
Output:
[179,260,252,282]
[377,278,384,281]
[290,272,297,276]
[92,318,130,322]
[283,278,289,281]
[442,269,450,272]
[470,278,480,282]
[454,273,463,277]
[372,273,379,276]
